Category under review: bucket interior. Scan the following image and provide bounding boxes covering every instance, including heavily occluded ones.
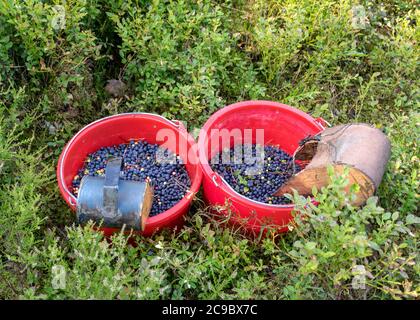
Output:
[202,103,323,162]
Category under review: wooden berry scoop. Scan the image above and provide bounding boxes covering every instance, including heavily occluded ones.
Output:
[273,124,391,206]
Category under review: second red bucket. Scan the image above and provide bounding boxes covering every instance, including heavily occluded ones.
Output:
[198,100,326,234]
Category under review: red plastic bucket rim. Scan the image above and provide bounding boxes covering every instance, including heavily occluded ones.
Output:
[197,100,326,209]
[57,112,202,226]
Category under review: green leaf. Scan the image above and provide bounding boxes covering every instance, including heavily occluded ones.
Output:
[312,185,318,196]
[321,251,336,258]
[366,196,378,206]
[406,214,420,225]
[195,215,203,228]
[327,165,334,177]
[368,241,381,252]
[383,212,391,220]
[305,241,317,251]
[293,240,303,248]
[303,259,318,273]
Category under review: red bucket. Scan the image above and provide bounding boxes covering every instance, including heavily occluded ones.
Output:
[198,101,326,235]
[57,113,202,237]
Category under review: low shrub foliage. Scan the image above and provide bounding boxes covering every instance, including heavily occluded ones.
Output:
[0,0,418,299]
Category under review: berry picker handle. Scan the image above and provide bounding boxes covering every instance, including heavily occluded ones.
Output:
[102,157,123,218]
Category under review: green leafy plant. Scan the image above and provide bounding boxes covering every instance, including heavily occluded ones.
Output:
[280,166,419,299]
[0,0,418,300]
[111,0,266,125]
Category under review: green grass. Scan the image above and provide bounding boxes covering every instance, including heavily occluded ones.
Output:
[0,0,418,299]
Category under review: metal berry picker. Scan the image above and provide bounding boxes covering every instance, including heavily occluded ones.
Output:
[72,140,191,216]
[76,157,154,231]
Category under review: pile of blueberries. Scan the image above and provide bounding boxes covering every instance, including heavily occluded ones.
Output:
[210,144,300,205]
[72,140,191,216]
